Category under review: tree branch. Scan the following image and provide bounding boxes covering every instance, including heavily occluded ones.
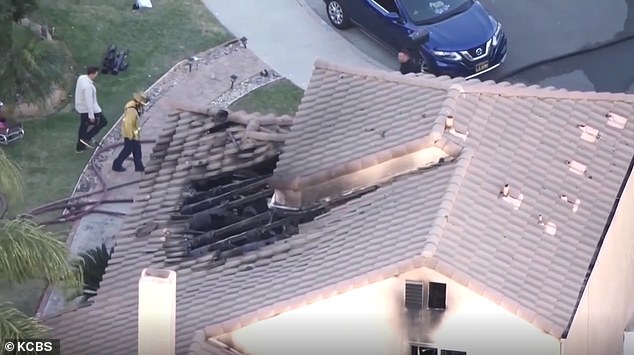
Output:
[0,219,82,289]
[0,150,23,205]
[0,303,49,341]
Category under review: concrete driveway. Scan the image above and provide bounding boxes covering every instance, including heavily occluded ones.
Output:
[202,0,391,89]
[304,0,634,92]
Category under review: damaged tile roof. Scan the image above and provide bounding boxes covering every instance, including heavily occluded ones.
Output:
[272,60,634,337]
[274,64,450,177]
[45,61,634,355]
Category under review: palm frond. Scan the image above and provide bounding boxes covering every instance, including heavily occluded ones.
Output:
[78,244,112,293]
[0,219,82,289]
[0,303,49,342]
[0,150,23,205]
[0,23,69,106]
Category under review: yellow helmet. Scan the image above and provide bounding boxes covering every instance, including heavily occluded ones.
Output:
[133,92,149,106]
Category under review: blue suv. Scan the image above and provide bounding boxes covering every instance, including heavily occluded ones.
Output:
[324,0,508,78]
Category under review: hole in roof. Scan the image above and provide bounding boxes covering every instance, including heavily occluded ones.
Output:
[560,194,581,212]
[566,160,587,176]
[577,124,600,143]
[205,110,235,135]
[167,156,377,265]
[499,183,523,210]
[606,112,627,129]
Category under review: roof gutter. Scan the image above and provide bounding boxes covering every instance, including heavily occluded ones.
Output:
[562,152,634,339]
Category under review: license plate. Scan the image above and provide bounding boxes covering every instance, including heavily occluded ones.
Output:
[475,62,489,72]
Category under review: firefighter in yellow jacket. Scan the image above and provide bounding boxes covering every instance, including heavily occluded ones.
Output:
[112,92,149,172]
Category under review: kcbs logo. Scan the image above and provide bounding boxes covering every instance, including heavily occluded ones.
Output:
[4,340,54,352]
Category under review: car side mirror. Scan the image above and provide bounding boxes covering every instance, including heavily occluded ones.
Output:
[409,30,430,46]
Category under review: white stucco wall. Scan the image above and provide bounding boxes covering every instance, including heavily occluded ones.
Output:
[225,267,560,355]
[564,172,634,355]
[398,268,561,355]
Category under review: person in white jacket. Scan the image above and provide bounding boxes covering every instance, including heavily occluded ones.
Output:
[74,66,108,152]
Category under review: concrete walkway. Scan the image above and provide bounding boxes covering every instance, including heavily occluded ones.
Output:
[201,0,390,89]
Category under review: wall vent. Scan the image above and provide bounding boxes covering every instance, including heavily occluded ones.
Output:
[499,184,524,210]
[405,280,424,310]
[560,194,581,212]
[444,115,469,141]
[410,344,438,355]
[566,160,587,176]
[577,124,600,143]
[428,282,447,310]
[606,112,627,129]
[537,214,557,236]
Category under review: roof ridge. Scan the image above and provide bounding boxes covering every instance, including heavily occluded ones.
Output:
[455,81,634,102]
[420,147,473,257]
[271,133,445,189]
[314,59,634,103]
[313,59,458,91]
[187,330,242,355]
[431,84,465,134]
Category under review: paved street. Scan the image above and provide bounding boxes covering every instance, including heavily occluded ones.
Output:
[505,38,634,93]
[304,0,634,93]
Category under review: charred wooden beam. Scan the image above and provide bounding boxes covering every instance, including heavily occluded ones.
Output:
[207,121,236,134]
[222,188,273,210]
[190,207,243,232]
[189,211,274,249]
[185,173,259,203]
[181,176,270,214]
[187,174,378,263]
[189,205,326,256]
[188,171,237,197]
[188,187,273,231]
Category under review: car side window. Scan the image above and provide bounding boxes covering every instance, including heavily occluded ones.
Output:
[374,0,399,13]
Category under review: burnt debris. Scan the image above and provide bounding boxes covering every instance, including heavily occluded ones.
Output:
[162,156,377,266]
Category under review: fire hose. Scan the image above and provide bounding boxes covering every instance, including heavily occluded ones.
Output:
[15,139,157,225]
[497,33,634,80]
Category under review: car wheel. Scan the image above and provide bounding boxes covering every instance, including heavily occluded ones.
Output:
[421,60,429,73]
[326,0,351,30]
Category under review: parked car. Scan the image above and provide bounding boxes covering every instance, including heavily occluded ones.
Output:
[324,0,508,78]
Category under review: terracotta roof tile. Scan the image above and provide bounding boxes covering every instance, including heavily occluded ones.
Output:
[269,61,634,338]
[45,107,293,355]
[46,61,634,355]
[274,64,450,179]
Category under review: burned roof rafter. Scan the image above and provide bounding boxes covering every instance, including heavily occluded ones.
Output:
[194,185,379,266]
[165,157,384,265]
[182,178,272,216]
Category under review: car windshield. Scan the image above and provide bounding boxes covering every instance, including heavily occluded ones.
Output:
[400,0,472,24]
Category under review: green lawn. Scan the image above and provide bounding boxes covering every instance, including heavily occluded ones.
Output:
[1,0,230,315]
[4,0,231,215]
[229,79,304,116]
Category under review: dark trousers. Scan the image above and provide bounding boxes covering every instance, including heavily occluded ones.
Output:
[112,138,144,171]
[76,112,107,150]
